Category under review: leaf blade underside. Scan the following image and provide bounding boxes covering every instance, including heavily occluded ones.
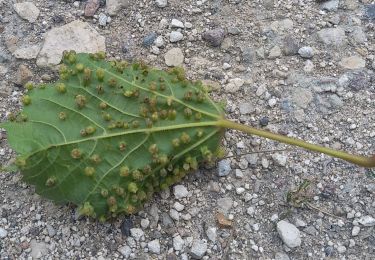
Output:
[2,52,224,219]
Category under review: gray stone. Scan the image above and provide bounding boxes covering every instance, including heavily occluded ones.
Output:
[16,64,33,85]
[143,32,157,47]
[338,70,371,91]
[350,26,367,43]
[37,20,105,67]
[268,45,281,59]
[202,28,225,47]
[173,235,185,251]
[154,36,164,47]
[317,28,346,47]
[46,225,56,237]
[173,185,189,199]
[241,47,255,64]
[106,0,129,15]
[206,227,217,242]
[84,0,100,17]
[277,220,302,248]
[13,45,41,60]
[358,215,375,226]
[155,0,168,8]
[170,31,183,42]
[225,78,244,93]
[130,228,144,241]
[272,153,287,166]
[339,56,366,70]
[217,159,231,177]
[0,227,7,238]
[118,245,131,257]
[275,252,290,260]
[190,239,207,259]
[298,46,314,58]
[282,35,299,56]
[148,239,161,254]
[171,19,184,28]
[320,0,339,11]
[352,226,360,236]
[291,88,313,109]
[217,197,233,214]
[164,48,184,67]
[365,4,375,19]
[30,240,48,259]
[98,13,108,26]
[239,103,254,114]
[13,2,40,23]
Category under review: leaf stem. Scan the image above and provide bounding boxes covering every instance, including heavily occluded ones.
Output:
[217,119,375,168]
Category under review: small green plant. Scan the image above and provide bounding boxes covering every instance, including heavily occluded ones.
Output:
[1,51,374,220]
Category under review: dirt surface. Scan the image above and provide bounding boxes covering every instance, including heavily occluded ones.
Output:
[0,0,375,259]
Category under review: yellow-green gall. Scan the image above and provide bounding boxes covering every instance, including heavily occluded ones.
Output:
[132,120,140,128]
[96,68,105,81]
[145,118,153,128]
[85,126,96,135]
[119,166,130,177]
[180,132,191,144]
[15,157,26,168]
[184,108,192,118]
[84,166,95,177]
[25,82,33,91]
[119,142,127,151]
[22,95,31,105]
[107,196,117,206]
[132,170,143,181]
[76,63,84,72]
[108,78,117,88]
[71,148,82,159]
[80,129,87,137]
[96,51,106,59]
[101,189,109,197]
[151,112,159,122]
[149,82,157,91]
[196,130,204,138]
[90,154,101,164]
[114,186,125,196]
[172,138,180,148]
[160,168,168,177]
[67,51,77,64]
[195,112,202,120]
[59,112,67,120]
[96,85,104,94]
[128,182,138,193]
[45,176,57,187]
[168,109,177,120]
[148,144,158,154]
[184,91,193,101]
[123,90,133,97]
[99,102,107,109]
[158,154,169,165]
[102,112,111,121]
[75,95,86,109]
[143,165,152,174]
[79,202,95,217]
[56,83,67,93]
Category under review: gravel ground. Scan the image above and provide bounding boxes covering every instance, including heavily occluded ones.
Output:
[1,0,375,259]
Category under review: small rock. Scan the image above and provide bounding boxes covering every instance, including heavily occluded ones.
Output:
[202,28,225,47]
[268,46,281,59]
[247,206,255,216]
[13,2,40,23]
[0,227,7,238]
[358,215,375,226]
[275,252,290,260]
[173,185,189,199]
[141,219,150,229]
[171,19,184,28]
[130,228,144,241]
[277,220,302,248]
[241,47,255,64]
[205,227,217,242]
[225,78,244,93]
[339,56,366,70]
[154,36,164,47]
[298,46,314,58]
[190,239,207,259]
[317,28,346,47]
[337,245,347,254]
[173,235,185,251]
[16,64,33,86]
[259,117,269,127]
[216,213,232,228]
[217,159,231,176]
[282,36,299,56]
[84,0,100,16]
[155,0,168,8]
[217,197,233,214]
[239,103,254,115]
[98,13,108,26]
[106,0,129,15]
[121,217,133,236]
[118,245,132,258]
[148,239,161,254]
[235,169,244,178]
[46,225,56,237]
[37,20,106,67]
[173,202,185,212]
[143,32,157,47]
[30,240,48,259]
[272,153,287,166]
[170,31,183,42]
[350,26,367,43]
[352,226,360,236]
[164,48,184,67]
[321,0,339,11]
[13,45,41,60]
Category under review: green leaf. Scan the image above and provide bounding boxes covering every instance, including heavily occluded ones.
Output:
[1,52,224,219]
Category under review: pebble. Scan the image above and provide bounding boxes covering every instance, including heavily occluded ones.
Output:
[337,245,347,254]
[148,239,161,254]
[98,13,108,26]
[202,28,225,47]
[106,0,129,15]
[351,226,360,236]
[277,220,302,248]
[13,2,40,23]
[298,46,314,58]
[171,19,184,28]
[140,218,150,229]
[225,78,244,93]
[217,197,233,214]
[84,0,100,16]
[30,240,48,259]
[154,36,164,47]
[173,202,185,212]
[0,227,7,238]
[268,46,282,59]
[216,213,232,228]
[121,217,133,236]
[173,235,185,251]
[118,245,132,257]
[358,215,375,226]
[190,239,207,259]
[339,56,366,70]
[164,48,184,67]
[37,20,105,66]
[130,228,144,241]
[272,153,287,167]
[242,47,255,64]
[13,45,41,60]
[170,31,183,42]
[320,0,339,11]
[235,169,244,178]
[217,159,231,176]
[317,28,346,47]
[155,0,168,8]
[206,227,217,242]
[173,185,189,199]
[275,252,290,260]
[16,64,33,85]
[143,32,157,47]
